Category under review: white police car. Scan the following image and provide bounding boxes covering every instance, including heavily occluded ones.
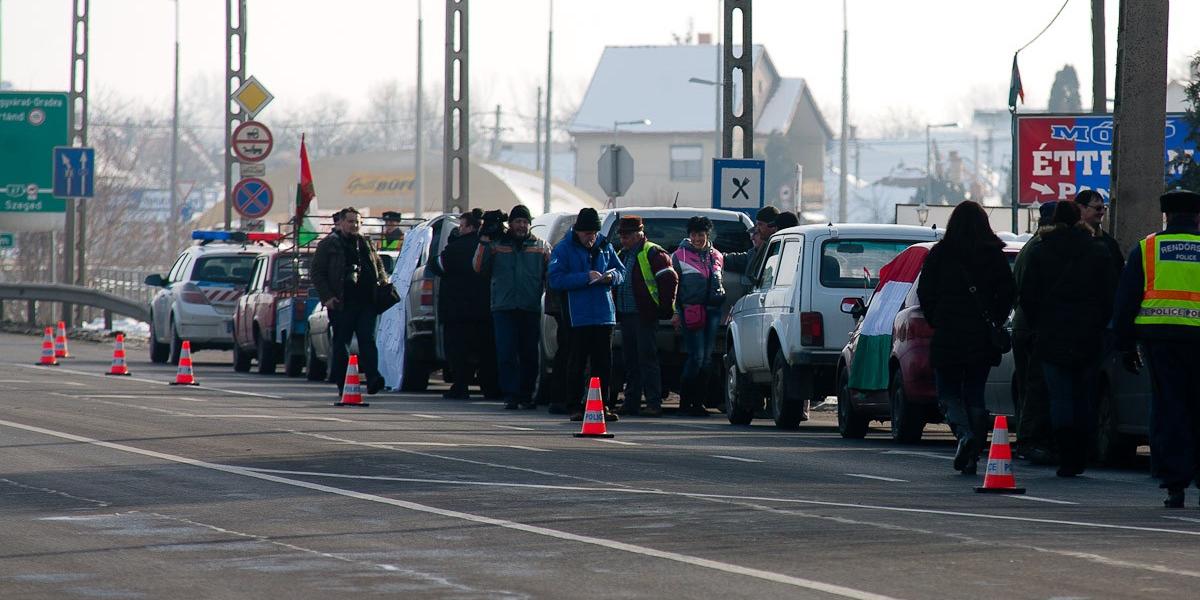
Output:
[144,231,276,364]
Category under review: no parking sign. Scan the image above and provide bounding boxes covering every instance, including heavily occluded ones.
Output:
[232,177,273,219]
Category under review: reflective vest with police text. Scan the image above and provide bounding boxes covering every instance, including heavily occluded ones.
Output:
[1136,232,1200,328]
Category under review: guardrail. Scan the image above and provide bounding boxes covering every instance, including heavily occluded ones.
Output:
[0,282,150,327]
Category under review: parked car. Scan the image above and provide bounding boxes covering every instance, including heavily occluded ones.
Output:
[145,231,276,364]
[724,224,942,429]
[306,215,455,390]
[231,245,319,377]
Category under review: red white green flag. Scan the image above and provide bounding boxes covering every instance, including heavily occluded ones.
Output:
[847,244,930,391]
[295,134,319,246]
[1008,54,1025,110]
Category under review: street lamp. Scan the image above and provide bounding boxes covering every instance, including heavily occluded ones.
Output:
[612,118,651,146]
[688,76,722,159]
[925,122,959,205]
[917,201,930,226]
[1026,200,1042,234]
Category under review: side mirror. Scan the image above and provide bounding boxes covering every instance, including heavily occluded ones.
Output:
[144,274,166,287]
[840,297,866,319]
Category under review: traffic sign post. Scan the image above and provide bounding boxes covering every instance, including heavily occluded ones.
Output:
[231,121,273,163]
[598,144,635,205]
[0,92,70,213]
[712,158,765,219]
[232,76,274,120]
[52,147,96,199]
[232,177,274,220]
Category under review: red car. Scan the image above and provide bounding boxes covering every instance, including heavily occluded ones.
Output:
[232,247,318,376]
[836,242,1021,442]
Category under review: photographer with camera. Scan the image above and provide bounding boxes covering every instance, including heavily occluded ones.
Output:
[473,205,551,409]
[311,207,391,397]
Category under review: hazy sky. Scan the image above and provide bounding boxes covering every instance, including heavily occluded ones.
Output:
[1,0,1197,138]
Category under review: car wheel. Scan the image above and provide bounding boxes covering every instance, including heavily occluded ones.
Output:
[837,365,869,439]
[889,369,925,444]
[770,350,803,430]
[400,340,430,392]
[232,341,252,372]
[167,319,183,366]
[256,330,277,375]
[305,336,327,381]
[1096,382,1136,465]
[149,314,170,364]
[723,350,756,425]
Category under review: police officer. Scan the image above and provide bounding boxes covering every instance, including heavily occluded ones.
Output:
[380,211,405,251]
[1111,189,1200,508]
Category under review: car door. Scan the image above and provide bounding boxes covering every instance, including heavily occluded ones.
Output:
[155,253,190,339]
[238,256,266,346]
[735,239,784,372]
[763,236,802,344]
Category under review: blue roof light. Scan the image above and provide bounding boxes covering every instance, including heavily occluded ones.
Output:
[191,230,247,243]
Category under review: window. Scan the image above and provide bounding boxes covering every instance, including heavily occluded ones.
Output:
[757,240,784,290]
[774,240,801,287]
[272,254,312,288]
[670,145,703,181]
[191,255,257,285]
[819,240,919,289]
[167,253,189,283]
[250,257,267,291]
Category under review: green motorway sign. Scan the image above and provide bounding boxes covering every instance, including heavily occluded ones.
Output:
[0,92,70,212]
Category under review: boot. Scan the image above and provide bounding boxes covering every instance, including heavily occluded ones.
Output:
[1055,428,1085,477]
[1164,488,1185,508]
[677,377,694,415]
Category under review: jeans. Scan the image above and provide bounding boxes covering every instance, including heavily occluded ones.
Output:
[492,310,541,402]
[566,325,614,412]
[934,364,991,448]
[619,314,661,410]
[680,307,721,382]
[329,305,380,388]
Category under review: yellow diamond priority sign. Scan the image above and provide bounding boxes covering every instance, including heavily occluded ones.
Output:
[232,76,274,119]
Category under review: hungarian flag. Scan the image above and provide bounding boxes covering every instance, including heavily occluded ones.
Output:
[1007,54,1025,110]
[847,244,930,391]
[295,134,319,246]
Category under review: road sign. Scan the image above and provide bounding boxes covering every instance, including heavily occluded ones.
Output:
[0,233,14,248]
[231,121,273,163]
[0,92,69,212]
[52,146,96,198]
[232,76,274,119]
[712,158,765,218]
[238,162,266,178]
[597,144,634,198]
[231,177,274,219]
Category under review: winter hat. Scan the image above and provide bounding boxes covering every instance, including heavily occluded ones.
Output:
[1160,189,1200,214]
[775,211,800,229]
[617,215,644,234]
[1038,201,1058,222]
[686,216,712,233]
[755,205,780,225]
[509,204,533,222]
[574,207,602,232]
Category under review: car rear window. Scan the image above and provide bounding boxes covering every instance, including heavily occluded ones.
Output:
[272,254,313,287]
[191,255,256,285]
[820,240,920,289]
[606,217,752,254]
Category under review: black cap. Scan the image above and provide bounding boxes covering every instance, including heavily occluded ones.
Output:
[1160,189,1200,214]
[574,207,602,232]
[510,204,533,222]
[382,211,404,222]
[1038,201,1058,221]
[756,205,780,225]
[774,211,799,229]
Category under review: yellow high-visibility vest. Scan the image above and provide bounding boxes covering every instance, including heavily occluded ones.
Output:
[1136,232,1200,328]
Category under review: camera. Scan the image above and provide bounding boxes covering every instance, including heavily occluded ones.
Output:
[345,263,361,285]
[480,209,508,238]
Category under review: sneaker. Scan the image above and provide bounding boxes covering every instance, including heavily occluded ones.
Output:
[604,410,620,422]
[638,407,663,417]
[569,411,584,422]
[1164,489,1185,508]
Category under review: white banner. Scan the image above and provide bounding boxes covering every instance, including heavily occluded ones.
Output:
[377,225,433,390]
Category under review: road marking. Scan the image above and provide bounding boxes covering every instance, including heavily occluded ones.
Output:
[595,439,639,446]
[410,414,443,419]
[0,417,899,600]
[0,379,31,383]
[369,442,550,453]
[10,363,283,399]
[883,450,953,461]
[181,414,352,423]
[493,425,534,431]
[470,401,504,406]
[712,455,764,463]
[59,381,85,386]
[1163,516,1200,524]
[1011,495,1078,506]
[845,474,907,483]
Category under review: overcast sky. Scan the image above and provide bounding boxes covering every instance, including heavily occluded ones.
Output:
[2,0,1197,137]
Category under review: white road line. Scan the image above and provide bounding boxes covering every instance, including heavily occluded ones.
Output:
[410,414,443,419]
[0,379,31,383]
[595,439,639,446]
[1012,495,1078,506]
[59,381,85,386]
[181,414,352,423]
[11,363,283,399]
[470,401,504,406]
[712,455,764,463]
[369,442,550,453]
[1163,516,1200,524]
[845,474,907,483]
[0,417,898,600]
[493,425,534,431]
[882,450,954,461]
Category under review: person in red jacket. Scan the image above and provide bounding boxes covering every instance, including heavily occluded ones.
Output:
[613,215,678,417]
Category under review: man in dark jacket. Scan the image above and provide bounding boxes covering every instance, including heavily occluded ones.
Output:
[428,209,499,400]
[1012,201,1058,464]
[612,215,678,417]
[549,207,626,421]
[724,205,780,275]
[473,204,550,409]
[1075,190,1124,279]
[1111,189,1200,507]
[311,207,390,396]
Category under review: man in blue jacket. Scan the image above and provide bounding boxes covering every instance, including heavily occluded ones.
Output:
[549,207,626,422]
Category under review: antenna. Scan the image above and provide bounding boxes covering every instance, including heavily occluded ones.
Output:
[672,192,679,209]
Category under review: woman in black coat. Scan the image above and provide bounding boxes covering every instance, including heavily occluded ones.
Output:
[917,201,1016,474]
[1019,201,1118,477]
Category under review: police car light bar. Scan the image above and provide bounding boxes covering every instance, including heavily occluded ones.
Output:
[191,230,248,244]
[246,232,284,243]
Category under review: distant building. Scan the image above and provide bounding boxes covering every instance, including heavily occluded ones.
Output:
[569,44,832,212]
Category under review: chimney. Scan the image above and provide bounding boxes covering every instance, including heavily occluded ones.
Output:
[697,32,712,45]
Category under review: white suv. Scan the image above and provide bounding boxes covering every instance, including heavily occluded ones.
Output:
[724,224,940,428]
[145,232,273,364]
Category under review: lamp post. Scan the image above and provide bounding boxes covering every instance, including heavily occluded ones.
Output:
[612,118,651,146]
[1027,200,1042,234]
[925,122,959,205]
[688,76,721,161]
[917,201,930,226]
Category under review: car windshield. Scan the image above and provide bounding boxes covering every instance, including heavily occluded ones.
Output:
[820,240,920,289]
[272,254,313,288]
[192,255,256,285]
[611,217,752,254]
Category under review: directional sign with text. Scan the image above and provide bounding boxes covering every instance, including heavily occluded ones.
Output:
[52,146,96,198]
[231,121,273,163]
[231,177,274,219]
[0,92,69,212]
[712,158,765,218]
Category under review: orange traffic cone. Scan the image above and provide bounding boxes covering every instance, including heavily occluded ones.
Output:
[334,354,369,407]
[975,415,1025,494]
[54,321,70,359]
[169,340,199,386]
[105,333,132,376]
[574,377,614,438]
[36,327,59,366]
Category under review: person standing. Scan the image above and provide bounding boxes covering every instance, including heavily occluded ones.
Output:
[1111,189,1200,508]
[380,211,406,251]
[311,207,390,396]
[1020,201,1118,477]
[473,205,550,409]
[427,208,499,400]
[916,201,1016,475]
[672,216,726,417]
[724,205,780,275]
[1011,201,1058,464]
[548,207,625,422]
[612,215,678,417]
[1075,190,1125,278]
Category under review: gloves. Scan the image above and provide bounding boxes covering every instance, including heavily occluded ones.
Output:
[1121,350,1143,375]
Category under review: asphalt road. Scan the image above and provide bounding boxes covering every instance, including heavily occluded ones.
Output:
[0,331,1196,599]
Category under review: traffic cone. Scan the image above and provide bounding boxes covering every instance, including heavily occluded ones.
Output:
[574,377,614,438]
[975,415,1025,494]
[334,354,369,407]
[169,340,199,386]
[35,327,59,366]
[105,333,132,376]
[54,321,70,359]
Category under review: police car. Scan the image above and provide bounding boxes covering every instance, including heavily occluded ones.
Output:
[144,231,277,364]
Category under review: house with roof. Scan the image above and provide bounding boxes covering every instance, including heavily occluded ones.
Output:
[569,44,832,212]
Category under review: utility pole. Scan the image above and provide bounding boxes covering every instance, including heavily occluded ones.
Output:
[224,0,246,230]
[535,86,542,171]
[490,104,502,159]
[722,0,753,159]
[542,0,554,214]
[168,0,180,257]
[414,0,424,217]
[838,0,849,223]
[64,0,89,327]
[444,0,469,213]
[1092,0,1106,113]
